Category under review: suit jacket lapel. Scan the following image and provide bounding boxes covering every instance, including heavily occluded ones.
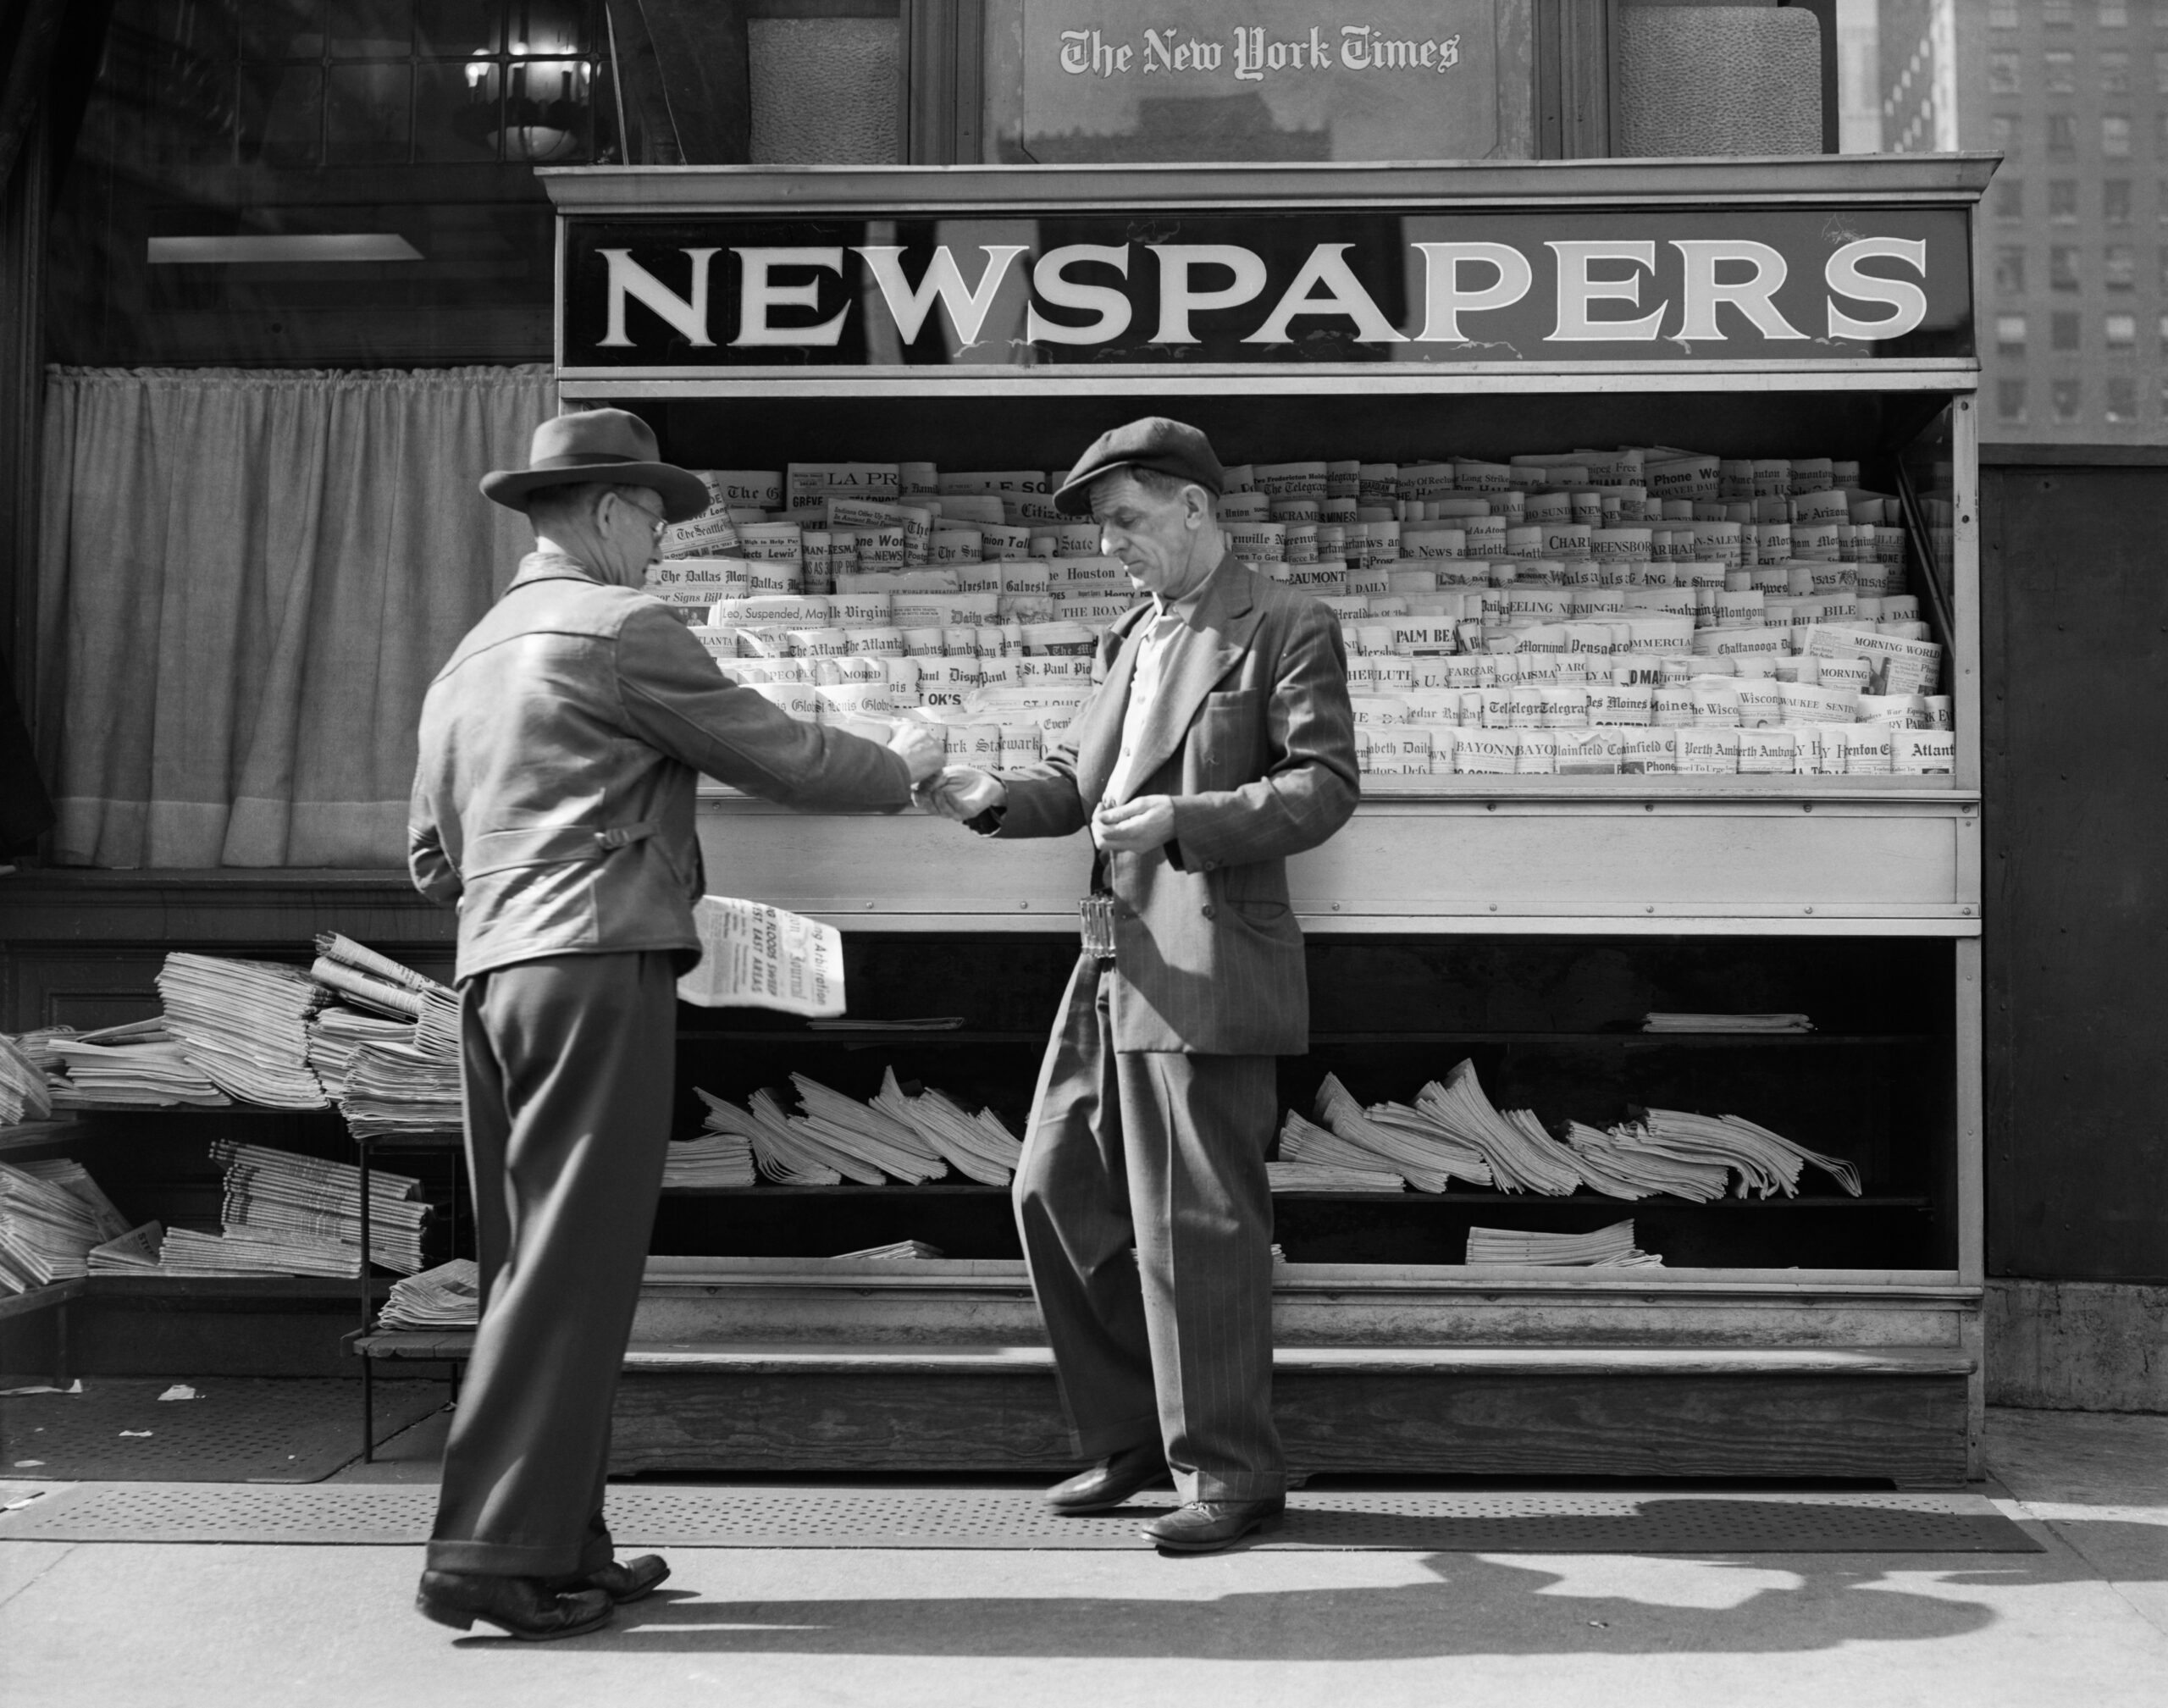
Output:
[1073,605,1150,809]
[1109,561,1260,806]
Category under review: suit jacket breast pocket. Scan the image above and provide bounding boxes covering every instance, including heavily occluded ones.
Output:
[1192,689,1263,788]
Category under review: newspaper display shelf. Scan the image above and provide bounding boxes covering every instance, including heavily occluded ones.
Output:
[539,156,1990,1484]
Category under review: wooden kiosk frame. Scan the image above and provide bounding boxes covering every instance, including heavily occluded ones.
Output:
[540,154,1991,1484]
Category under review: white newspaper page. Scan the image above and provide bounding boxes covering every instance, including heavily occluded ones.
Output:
[677,896,847,1017]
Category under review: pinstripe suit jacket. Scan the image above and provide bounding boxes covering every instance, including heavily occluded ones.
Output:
[993,559,1359,1055]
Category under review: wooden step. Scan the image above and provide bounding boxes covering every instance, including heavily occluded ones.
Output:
[603,1338,1974,1485]
[618,1341,1973,1378]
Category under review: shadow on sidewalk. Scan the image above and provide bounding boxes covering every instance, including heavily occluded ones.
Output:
[448,1535,2168,1660]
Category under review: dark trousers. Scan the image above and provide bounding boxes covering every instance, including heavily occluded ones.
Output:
[426,950,676,1578]
[1013,958,1285,1504]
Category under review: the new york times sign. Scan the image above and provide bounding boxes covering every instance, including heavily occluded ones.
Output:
[557,207,1973,373]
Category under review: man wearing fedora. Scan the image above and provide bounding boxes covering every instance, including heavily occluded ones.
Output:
[408,409,945,1639]
[926,417,1359,1553]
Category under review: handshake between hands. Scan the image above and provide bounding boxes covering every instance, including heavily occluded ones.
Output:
[888,724,1174,849]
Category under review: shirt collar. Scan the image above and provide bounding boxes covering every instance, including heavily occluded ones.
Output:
[1148,553,1226,624]
[510,550,601,589]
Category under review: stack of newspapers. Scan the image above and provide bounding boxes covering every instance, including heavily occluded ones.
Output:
[0,1035,51,1125]
[377,1258,480,1330]
[1307,1073,1492,1191]
[45,1020,229,1108]
[1268,1115,1406,1192]
[158,1142,428,1277]
[694,1073,1024,1187]
[86,1220,166,1274]
[0,1158,133,1291]
[661,1125,757,1189]
[870,1068,1022,1186]
[1465,1219,1663,1267]
[1643,1012,1814,1033]
[832,1240,943,1261]
[157,953,329,1108]
[307,937,462,1138]
[1613,1108,1861,1197]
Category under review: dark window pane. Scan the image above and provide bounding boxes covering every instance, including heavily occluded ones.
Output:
[1995,180,2024,219]
[417,0,504,54]
[2107,376,2138,421]
[327,0,414,57]
[2053,379,2082,422]
[1998,379,2027,423]
[417,60,502,161]
[239,63,323,166]
[242,0,324,59]
[327,62,412,165]
[2052,312,2082,351]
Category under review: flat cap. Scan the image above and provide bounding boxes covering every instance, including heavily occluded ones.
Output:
[1053,417,1225,517]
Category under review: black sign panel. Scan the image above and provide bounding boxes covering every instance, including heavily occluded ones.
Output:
[559,207,1973,372]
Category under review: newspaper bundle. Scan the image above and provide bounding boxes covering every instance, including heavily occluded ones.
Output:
[677,896,846,1017]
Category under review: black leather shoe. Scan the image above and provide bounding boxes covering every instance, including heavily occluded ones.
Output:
[415,1570,614,1640]
[1045,1441,1170,1514]
[579,1555,670,1604]
[1142,1497,1286,1554]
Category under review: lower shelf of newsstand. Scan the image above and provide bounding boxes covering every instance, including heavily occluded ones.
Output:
[586,1258,1980,1485]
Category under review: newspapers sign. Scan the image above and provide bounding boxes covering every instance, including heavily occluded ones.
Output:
[560,207,1973,372]
[1017,0,1502,163]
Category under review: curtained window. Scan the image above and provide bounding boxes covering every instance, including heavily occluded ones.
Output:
[36,364,556,869]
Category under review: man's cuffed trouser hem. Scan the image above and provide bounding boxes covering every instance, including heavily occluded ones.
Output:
[424,1533,611,1578]
[1183,1471,1287,1504]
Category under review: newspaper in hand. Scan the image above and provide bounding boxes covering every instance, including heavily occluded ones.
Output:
[677,896,846,1017]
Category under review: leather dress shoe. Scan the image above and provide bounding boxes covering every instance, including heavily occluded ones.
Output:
[414,1570,614,1640]
[1045,1442,1170,1514]
[577,1554,671,1604]
[1142,1496,1286,1554]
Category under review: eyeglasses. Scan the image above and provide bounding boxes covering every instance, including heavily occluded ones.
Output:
[617,495,668,542]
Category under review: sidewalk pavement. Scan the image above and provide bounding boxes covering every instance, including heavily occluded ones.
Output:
[2,1406,2163,1708]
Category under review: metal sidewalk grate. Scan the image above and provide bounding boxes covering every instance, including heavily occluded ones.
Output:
[0,1482,2041,1552]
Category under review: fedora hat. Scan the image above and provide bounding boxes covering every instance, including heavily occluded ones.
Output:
[480,408,711,522]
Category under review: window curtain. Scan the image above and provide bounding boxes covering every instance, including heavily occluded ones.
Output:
[36,365,556,868]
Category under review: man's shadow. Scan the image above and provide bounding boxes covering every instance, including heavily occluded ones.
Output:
[511,1528,2165,1661]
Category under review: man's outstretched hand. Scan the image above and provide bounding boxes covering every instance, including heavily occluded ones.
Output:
[888,721,948,786]
[919,766,1007,821]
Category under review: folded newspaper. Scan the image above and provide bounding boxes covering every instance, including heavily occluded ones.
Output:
[677,896,846,1017]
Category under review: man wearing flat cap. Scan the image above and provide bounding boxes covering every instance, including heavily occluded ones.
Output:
[928,417,1359,1553]
[408,409,944,1639]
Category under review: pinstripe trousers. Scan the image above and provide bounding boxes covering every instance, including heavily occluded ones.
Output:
[1014,957,1286,1503]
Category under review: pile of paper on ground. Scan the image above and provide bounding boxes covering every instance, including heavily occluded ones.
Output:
[0,1158,132,1291]
[661,1126,756,1189]
[377,1258,480,1329]
[1643,1012,1814,1033]
[45,1020,228,1108]
[1465,1219,1664,1267]
[307,938,463,1137]
[158,1142,428,1276]
[870,1068,1022,1185]
[694,1073,1024,1186]
[157,953,329,1108]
